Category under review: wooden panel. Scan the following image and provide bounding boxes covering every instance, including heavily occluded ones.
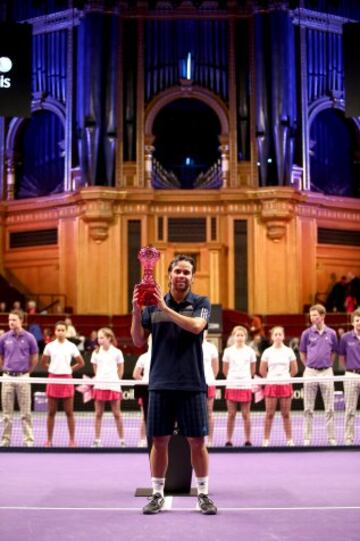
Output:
[1,186,359,317]
[80,231,110,312]
[250,214,268,312]
[209,248,221,304]
[298,217,317,309]
[128,220,141,312]
[285,217,302,312]
[58,218,78,312]
[4,245,59,301]
[8,264,58,294]
[251,216,303,314]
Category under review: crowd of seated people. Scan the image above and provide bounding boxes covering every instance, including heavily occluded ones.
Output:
[326,273,360,313]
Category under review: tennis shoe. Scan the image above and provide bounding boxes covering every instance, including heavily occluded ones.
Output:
[142,493,165,515]
[287,439,295,447]
[137,439,147,448]
[198,493,217,515]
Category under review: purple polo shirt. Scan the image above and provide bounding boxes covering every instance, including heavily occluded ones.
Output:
[339,331,360,369]
[300,325,338,368]
[0,329,38,372]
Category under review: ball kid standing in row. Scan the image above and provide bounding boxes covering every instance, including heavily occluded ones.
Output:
[42,321,84,447]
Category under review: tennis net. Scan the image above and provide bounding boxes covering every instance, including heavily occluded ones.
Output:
[0,373,359,448]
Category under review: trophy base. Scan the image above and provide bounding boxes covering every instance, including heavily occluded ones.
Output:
[137,284,157,306]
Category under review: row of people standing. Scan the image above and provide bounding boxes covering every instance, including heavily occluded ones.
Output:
[132,304,360,447]
[221,324,298,447]
[0,306,359,447]
[208,305,360,447]
[0,313,127,448]
[41,323,126,448]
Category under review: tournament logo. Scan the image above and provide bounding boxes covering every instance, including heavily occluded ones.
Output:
[0,56,12,88]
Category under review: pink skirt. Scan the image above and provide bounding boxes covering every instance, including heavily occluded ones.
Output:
[93,389,122,402]
[264,384,293,398]
[46,374,74,398]
[207,385,216,399]
[225,388,252,403]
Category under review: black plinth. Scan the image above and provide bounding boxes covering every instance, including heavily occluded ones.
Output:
[134,384,195,496]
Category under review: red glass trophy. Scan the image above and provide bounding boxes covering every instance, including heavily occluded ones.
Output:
[136,245,160,306]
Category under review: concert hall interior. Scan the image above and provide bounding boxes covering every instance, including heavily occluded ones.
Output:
[1,2,360,539]
[0,0,359,320]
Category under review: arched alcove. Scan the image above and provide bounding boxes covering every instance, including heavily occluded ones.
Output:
[152,98,221,188]
[12,110,65,199]
[144,85,229,189]
[309,108,359,197]
[5,95,66,199]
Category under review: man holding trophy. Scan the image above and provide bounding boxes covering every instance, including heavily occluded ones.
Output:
[131,248,217,515]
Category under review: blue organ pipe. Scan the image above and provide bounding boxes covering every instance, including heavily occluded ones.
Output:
[104,15,118,186]
[307,29,313,102]
[50,32,55,98]
[60,31,66,102]
[255,13,270,186]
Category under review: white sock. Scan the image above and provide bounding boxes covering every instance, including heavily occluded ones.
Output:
[196,476,209,495]
[151,477,165,497]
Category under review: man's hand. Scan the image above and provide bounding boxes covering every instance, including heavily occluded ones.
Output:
[131,285,148,348]
[153,285,167,312]
[132,285,142,316]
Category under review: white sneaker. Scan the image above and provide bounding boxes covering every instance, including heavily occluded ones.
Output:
[345,439,353,446]
[262,439,269,447]
[328,439,337,446]
[92,439,102,448]
[119,440,126,448]
[0,440,10,448]
[287,439,295,447]
[24,442,34,448]
[137,439,147,448]
[303,439,311,447]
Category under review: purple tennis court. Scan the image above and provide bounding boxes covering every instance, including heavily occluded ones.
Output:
[0,450,359,541]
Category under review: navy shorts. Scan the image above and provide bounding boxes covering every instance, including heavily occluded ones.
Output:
[147,390,209,438]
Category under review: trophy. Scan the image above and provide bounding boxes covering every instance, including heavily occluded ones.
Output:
[136,245,160,306]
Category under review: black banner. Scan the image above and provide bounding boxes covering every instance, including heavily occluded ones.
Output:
[0,23,32,118]
[343,23,360,118]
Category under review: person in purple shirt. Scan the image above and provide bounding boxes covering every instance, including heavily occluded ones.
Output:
[0,310,39,447]
[339,308,360,445]
[300,304,338,446]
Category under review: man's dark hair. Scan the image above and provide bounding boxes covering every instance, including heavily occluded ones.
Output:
[168,254,196,273]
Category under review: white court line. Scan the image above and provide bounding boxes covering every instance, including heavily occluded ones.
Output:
[0,505,359,512]
[162,496,173,510]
